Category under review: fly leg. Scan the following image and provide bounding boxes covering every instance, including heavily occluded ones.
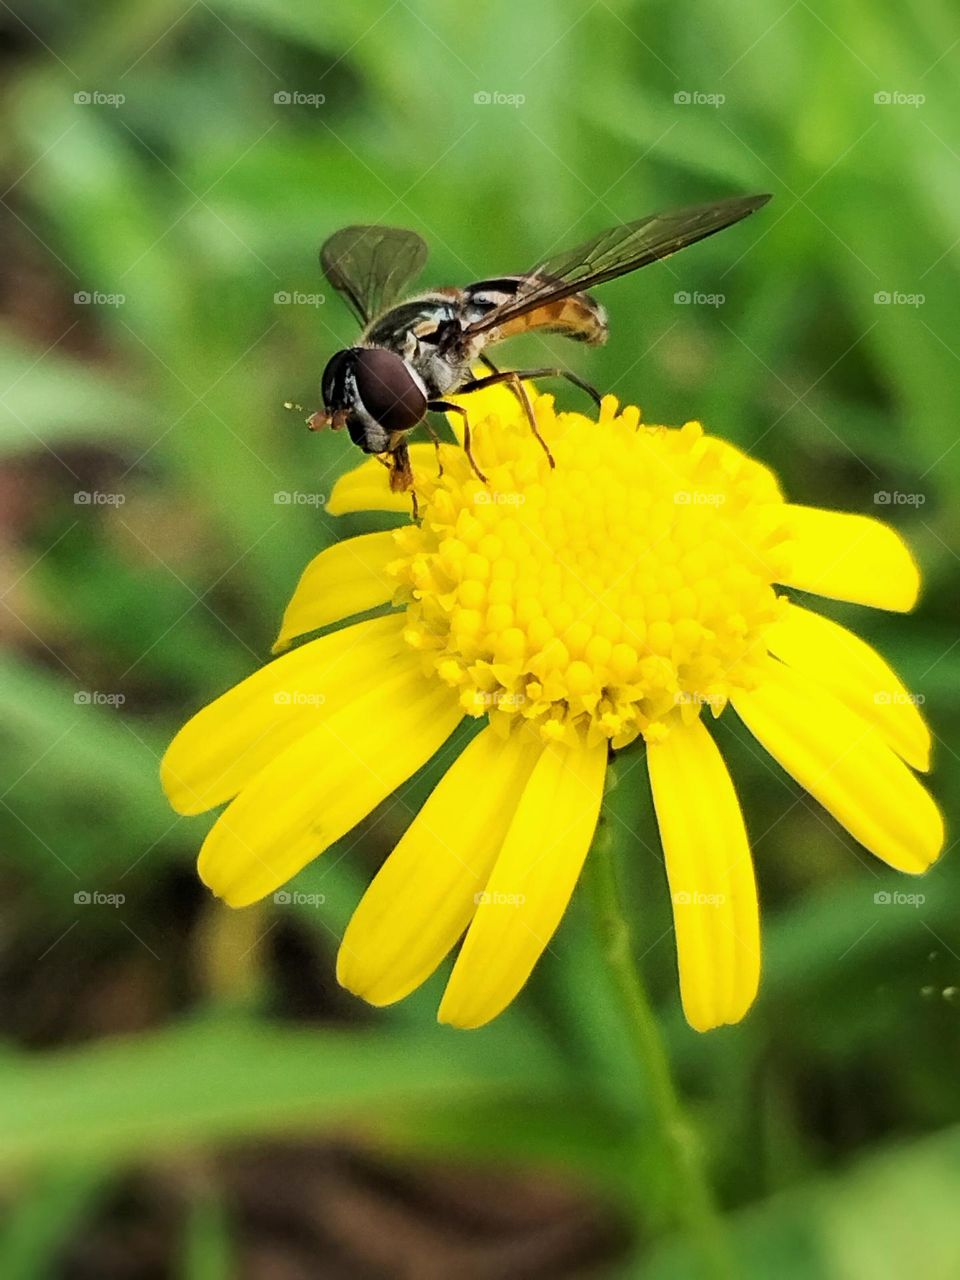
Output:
[527,367,602,408]
[454,370,555,469]
[420,421,445,478]
[479,365,602,408]
[385,442,420,520]
[428,400,487,484]
[476,355,530,420]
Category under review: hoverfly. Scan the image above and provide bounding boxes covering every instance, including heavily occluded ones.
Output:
[309,193,771,502]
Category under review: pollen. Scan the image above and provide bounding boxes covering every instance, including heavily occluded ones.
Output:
[389,394,790,748]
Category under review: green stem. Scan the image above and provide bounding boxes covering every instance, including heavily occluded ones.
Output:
[586,814,735,1279]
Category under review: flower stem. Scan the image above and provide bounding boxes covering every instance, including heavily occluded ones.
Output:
[586,812,735,1279]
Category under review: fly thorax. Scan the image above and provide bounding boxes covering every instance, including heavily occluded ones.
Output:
[413,343,463,399]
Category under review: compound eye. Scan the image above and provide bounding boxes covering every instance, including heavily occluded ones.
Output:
[352,348,427,435]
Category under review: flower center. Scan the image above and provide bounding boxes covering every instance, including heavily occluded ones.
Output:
[390,394,790,748]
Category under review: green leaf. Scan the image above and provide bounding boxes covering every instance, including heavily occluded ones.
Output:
[0,1165,111,1280]
[642,1124,960,1279]
[0,1014,565,1174]
[0,333,146,456]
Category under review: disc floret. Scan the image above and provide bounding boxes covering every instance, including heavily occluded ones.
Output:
[390,394,789,748]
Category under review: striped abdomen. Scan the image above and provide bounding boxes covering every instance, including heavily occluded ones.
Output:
[463,276,609,346]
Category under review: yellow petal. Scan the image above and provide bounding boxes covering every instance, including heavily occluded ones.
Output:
[198,658,463,906]
[326,445,437,515]
[162,614,406,816]
[720,440,783,501]
[337,726,542,1005]
[733,660,943,874]
[776,504,920,611]
[438,739,607,1029]
[273,531,399,653]
[766,603,931,771]
[647,718,760,1032]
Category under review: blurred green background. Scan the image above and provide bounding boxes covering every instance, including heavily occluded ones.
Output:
[1,1,958,1276]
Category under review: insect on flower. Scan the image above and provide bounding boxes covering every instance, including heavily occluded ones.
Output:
[164,383,944,1033]
[309,194,771,503]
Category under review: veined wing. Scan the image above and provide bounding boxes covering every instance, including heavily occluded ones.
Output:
[320,226,429,325]
[463,194,771,337]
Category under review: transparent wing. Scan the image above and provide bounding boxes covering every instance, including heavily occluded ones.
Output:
[463,194,771,336]
[320,226,429,325]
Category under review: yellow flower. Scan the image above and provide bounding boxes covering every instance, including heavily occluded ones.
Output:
[162,385,943,1032]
